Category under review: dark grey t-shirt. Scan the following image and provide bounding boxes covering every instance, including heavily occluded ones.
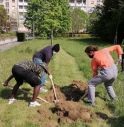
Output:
[33,45,53,64]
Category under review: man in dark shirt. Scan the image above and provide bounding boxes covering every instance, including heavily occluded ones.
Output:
[32,44,60,92]
[3,60,50,107]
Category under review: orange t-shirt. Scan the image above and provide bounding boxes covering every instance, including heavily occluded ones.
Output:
[91,45,123,77]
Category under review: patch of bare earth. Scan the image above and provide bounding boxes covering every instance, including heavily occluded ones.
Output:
[36,80,96,126]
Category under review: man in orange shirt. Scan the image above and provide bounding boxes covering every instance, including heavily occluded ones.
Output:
[85,45,123,106]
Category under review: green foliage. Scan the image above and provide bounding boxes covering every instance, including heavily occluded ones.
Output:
[0,5,8,33]
[87,10,99,34]
[70,8,88,33]
[24,0,71,38]
[89,0,124,43]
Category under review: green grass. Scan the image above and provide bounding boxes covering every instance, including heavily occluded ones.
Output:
[0,38,124,127]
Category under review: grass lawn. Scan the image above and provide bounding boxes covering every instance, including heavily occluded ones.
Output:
[0,37,124,127]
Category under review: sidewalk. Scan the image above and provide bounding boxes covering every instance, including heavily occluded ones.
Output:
[0,37,17,45]
[0,37,21,52]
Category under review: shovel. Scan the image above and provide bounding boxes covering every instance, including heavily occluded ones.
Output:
[49,76,59,104]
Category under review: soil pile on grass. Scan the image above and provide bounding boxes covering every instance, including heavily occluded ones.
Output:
[44,80,88,102]
[52,100,92,123]
[37,80,93,124]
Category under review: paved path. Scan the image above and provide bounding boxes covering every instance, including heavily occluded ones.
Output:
[0,42,21,52]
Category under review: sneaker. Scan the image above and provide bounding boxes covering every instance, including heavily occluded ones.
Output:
[83,99,95,107]
[40,87,48,93]
[83,98,92,103]
[29,101,41,107]
[8,98,16,104]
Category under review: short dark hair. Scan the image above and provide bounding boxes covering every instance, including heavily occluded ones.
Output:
[85,45,98,53]
[52,44,60,52]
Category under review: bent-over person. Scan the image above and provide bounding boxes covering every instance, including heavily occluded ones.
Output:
[3,60,50,107]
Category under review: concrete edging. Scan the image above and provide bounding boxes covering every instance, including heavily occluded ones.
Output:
[0,37,17,45]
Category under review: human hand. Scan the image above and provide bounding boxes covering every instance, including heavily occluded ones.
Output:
[49,74,53,80]
[116,58,122,65]
[2,81,8,86]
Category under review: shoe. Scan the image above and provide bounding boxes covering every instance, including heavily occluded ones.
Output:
[83,98,92,103]
[29,101,41,107]
[8,98,16,104]
[83,99,95,107]
[40,87,48,93]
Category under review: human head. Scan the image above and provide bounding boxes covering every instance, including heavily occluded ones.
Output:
[85,45,98,58]
[52,44,60,53]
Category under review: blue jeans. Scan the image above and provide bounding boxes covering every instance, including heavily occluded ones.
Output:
[33,58,46,86]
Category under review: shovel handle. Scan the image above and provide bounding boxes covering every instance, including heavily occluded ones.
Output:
[37,96,51,104]
[50,78,58,100]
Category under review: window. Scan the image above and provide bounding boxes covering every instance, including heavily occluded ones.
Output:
[83,0,86,4]
[6,8,9,13]
[19,12,23,16]
[24,5,27,9]
[91,1,94,4]
[69,0,74,3]
[19,12,24,20]
[6,2,9,7]
[19,5,23,9]
[77,0,82,3]
[19,0,23,2]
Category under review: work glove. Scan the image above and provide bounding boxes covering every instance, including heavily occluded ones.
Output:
[49,74,53,80]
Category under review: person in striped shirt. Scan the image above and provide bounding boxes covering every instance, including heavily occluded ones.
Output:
[3,60,51,107]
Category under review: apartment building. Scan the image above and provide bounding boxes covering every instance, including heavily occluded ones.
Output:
[0,0,28,31]
[0,0,103,31]
[69,0,103,13]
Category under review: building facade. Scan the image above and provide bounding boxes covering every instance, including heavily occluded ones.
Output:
[69,0,103,13]
[0,0,103,31]
[0,0,28,31]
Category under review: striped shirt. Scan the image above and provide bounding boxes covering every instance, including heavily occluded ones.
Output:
[15,61,43,75]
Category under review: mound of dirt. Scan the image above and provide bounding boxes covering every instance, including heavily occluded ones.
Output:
[51,100,92,123]
[44,80,88,102]
[38,80,93,124]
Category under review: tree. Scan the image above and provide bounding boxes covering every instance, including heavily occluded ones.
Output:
[70,8,88,33]
[89,0,124,44]
[0,5,8,33]
[24,0,71,38]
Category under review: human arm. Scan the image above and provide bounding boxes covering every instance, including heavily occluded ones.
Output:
[3,74,14,86]
[40,64,51,75]
[43,46,53,64]
[107,45,123,58]
[91,59,98,77]
[40,65,52,80]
